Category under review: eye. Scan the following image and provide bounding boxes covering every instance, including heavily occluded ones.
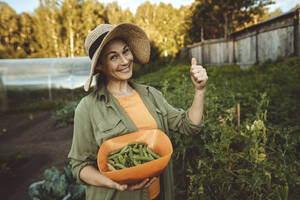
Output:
[110,55,117,60]
[123,48,130,55]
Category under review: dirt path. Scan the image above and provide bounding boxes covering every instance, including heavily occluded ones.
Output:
[0,111,73,200]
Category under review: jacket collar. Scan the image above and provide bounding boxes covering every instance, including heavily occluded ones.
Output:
[93,81,150,104]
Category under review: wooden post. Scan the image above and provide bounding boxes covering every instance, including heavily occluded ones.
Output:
[237,104,240,127]
[0,76,8,112]
[255,29,259,64]
[48,74,52,101]
[293,9,299,56]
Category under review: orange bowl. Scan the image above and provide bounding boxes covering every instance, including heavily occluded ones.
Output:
[97,129,173,184]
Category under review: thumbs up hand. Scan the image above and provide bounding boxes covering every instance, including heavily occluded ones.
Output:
[190,58,208,91]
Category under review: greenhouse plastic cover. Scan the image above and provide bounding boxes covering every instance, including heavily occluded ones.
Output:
[0,57,92,90]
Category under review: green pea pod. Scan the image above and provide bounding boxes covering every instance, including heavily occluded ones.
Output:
[108,153,119,160]
[112,157,118,164]
[109,148,122,156]
[133,155,153,161]
[147,148,160,159]
[142,148,149,158]
[118,155,125,165]
[108,159,115,165]
[129,147,134,159]
[119,146,129,155]
[114,163,126,169]
[133,159,141,166]
[139,145,143,156]
[128,141,145,147]
[132,148,139,153]
[148,153,154,160]
[108,163,116,171]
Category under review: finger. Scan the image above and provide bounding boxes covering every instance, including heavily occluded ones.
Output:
[129,178,149,191]
[192,65,204,70]
[115,183,127,191]
[198,75,208,83]
[191,58,197,66]
[144,177,157,188]
[192,68,205,74]
[196,74,207,82]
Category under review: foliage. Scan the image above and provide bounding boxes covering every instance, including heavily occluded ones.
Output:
[135,2,187,57]
[52,101,78,127]
[0,0,278,59]
[186,0,273,42]
[135,56,300,199]
[29,163,85,200]
[0,0,187,59]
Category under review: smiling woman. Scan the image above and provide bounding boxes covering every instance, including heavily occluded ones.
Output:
[68,22,207,200]
[95,39,135,94]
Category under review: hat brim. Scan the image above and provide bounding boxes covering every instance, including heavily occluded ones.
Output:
[84,23,150,92]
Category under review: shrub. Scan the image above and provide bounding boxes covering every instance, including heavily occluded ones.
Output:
[29,163,85,200]
[52,102,78,127]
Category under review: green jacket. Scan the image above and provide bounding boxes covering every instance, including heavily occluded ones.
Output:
[68,81,203,200]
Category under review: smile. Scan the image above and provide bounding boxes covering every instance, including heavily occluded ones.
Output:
[117,66,130,72]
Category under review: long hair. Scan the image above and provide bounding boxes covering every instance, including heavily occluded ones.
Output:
[94,72,107,92]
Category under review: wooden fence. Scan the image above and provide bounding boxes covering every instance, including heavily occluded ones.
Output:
[185,8,300,68]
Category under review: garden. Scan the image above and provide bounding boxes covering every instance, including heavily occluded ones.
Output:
[1,56,299,200]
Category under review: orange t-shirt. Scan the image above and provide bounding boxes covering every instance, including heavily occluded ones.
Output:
[116,93,160,200]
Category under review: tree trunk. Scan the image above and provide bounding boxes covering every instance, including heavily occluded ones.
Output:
[50,14,60,57]
[69,22,74,58]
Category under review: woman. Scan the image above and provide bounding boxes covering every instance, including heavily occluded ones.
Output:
[68,23,208,200]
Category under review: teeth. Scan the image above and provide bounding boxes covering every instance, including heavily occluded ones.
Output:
[119,67,129,71]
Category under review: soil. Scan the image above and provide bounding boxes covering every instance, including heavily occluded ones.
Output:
[0,111,73,200]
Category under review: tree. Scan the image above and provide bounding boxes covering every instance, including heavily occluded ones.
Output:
[104,2,134,25]
[61,0,82,57]
[135,2,186,57]
[19,13,37,57]
[187,0,274,42]
[0,2,20,58]
[33,0,62,57]
[258,8,282,22]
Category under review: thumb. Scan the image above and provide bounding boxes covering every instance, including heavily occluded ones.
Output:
[191,58,197,66]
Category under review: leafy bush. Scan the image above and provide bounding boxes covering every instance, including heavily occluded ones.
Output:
[29,163,85,200]
[52,102,78,127]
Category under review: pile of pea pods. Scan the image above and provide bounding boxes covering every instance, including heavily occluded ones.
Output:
[107,141,160,171]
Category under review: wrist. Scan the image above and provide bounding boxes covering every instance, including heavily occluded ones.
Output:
[195,87,206,95]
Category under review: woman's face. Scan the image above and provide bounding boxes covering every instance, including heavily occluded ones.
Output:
[96,39,134,82]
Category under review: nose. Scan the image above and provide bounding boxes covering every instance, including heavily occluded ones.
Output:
[120,54,129,65]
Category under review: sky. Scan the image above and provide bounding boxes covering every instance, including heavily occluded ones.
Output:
[1,0,300,14]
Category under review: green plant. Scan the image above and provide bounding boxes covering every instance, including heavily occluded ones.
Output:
[29,163,85,200]
[52,102,78,127]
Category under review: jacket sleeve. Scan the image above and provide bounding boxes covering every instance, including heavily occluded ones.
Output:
[152,87,204,135]
[68,97,99,185]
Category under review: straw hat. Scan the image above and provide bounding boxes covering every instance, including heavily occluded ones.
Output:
[84,22,150,91]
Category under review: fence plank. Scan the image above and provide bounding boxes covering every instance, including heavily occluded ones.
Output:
[187,9,300,67]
